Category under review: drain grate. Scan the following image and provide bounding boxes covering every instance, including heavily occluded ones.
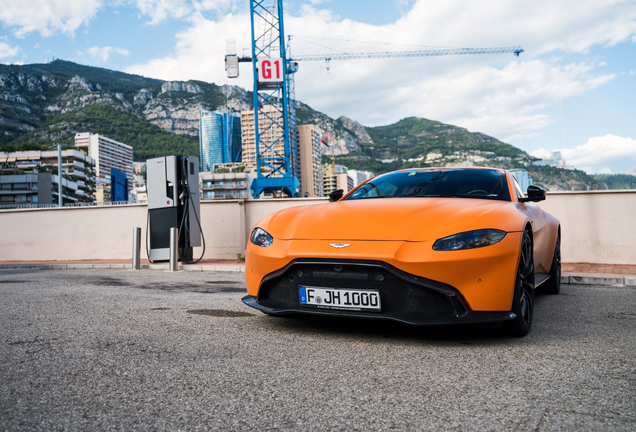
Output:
[187,309,254,317]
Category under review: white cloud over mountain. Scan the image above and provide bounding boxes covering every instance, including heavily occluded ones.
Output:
[531,135,636,174]
[81,46,131,62]
[0,42,20,59]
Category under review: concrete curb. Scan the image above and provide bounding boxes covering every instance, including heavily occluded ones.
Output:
[0,263,246,272]
[1,264,635,284]
[564,274,636,287]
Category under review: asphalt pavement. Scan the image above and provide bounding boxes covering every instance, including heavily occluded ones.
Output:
[1,268,635,431]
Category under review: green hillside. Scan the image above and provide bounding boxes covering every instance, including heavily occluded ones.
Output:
[595,174,636,189]
[364,117,525,160]
[9,104,198,161]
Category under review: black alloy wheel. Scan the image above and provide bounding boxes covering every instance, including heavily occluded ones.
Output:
[540,232,561,295]
[504,230,535,336]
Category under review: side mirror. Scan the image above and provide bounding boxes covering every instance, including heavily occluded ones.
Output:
[328,189,344,202]
[519,185,546,203]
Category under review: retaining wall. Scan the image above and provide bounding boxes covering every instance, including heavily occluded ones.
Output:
[1,191,634,264]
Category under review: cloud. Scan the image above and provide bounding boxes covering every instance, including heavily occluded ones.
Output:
[529,148,552,160]
[133,0,191,25]
[81,45,131,61]
[0,42,20,59]
[126,11,252,80]
[126,0,636,142]
[532,135,636,174]
[0,0,228,36]
[0,0,104,37]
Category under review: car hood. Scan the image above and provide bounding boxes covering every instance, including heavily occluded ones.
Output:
[265,197,524,242]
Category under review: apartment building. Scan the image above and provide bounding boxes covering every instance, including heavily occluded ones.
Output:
[74,132,133,189]
[200,171,249,200]
[0,149,96,205]
[347,169,375,187]
[297,124,323,197]
[323,163,354,195]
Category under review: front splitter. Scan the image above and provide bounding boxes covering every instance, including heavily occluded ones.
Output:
[242,295,516,327]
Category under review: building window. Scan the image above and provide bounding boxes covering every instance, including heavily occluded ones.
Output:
[13,183,28,190]
[16,195,27,202]
[1,184,10,190]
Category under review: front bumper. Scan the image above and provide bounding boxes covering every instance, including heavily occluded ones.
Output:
[246,233,522,311]
[242,259,516,326]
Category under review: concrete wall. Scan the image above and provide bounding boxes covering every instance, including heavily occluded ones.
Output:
[537,190,636,265]
[0,198,326,262]
[1,191,634,264]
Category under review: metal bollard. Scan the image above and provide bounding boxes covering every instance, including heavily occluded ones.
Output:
[169,227,179,271]
[132,227,141,270]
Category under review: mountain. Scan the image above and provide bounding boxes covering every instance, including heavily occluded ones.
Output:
[594,174,636,190]
[0,60,605,191]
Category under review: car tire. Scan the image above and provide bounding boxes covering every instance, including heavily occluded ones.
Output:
[540,232,561,295]
[504,230,535,337]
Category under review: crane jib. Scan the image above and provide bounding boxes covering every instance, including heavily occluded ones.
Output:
[292,47,524,62]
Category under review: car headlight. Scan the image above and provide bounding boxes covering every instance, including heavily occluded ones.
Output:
[250,227,274,247]
[433,229,506,251]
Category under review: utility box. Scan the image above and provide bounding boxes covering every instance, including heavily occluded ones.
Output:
[146,155,201,262]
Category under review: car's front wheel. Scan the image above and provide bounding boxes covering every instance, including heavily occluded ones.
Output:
[504,230,535,337]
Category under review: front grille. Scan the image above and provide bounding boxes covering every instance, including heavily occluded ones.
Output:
[257,260,466,322]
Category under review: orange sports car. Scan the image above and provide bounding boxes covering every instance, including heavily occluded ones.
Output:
[243,167,561,336]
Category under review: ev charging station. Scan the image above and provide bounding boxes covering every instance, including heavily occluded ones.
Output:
[146,155,203,262]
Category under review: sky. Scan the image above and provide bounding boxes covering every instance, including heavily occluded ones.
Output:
[1,0,635,174]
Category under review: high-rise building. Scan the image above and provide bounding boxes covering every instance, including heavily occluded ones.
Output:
[297,124,323,197]
[323,163,354,195]
[240,105,285,176]
[199,111,242,172]
[74,132,133,191]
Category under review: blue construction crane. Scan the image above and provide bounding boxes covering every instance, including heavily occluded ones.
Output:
[225,1,523,199]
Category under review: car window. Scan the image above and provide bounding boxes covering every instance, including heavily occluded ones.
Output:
[346,169,511,202]
[513,178,524,199]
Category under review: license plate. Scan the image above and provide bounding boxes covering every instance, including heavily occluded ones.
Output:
[299,286,381,312]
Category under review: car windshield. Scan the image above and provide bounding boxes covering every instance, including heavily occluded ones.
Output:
[345,169,511,201]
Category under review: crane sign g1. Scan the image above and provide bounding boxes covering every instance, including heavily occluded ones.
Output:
[258,58,283,83]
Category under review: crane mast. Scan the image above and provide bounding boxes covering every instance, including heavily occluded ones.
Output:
[246,0,300,199]
[225,1,523,199]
